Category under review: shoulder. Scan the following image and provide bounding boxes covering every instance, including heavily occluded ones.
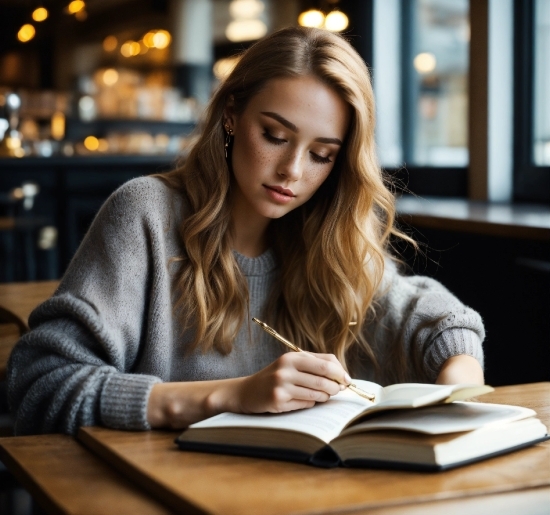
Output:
[374,258,456,317]
[99,175,185,226]
[380,259,449,294]
[109,176,179,212]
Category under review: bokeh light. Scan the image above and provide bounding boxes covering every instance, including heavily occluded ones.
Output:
[152,30,171,49]
[414,52,437,74]
[324,11,349,32]
[67,1,85,14]
[121,41,141,57]
[226,19,267,42]
[103,35,118,52]
[84,136,99,151]
[298,10,325,28]
[102,68,119,86]
[18,24,36,43]
[32,8,49,22]
[229,0,264,19]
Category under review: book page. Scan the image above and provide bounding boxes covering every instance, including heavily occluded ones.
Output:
[340,402,537,436]
[376,383,493,408]
[188,387,378,444]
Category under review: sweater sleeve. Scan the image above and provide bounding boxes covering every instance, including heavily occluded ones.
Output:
[364,260,485,384]
[7,178,168,435]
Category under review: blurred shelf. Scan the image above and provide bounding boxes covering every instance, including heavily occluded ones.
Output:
[0,154,179,167]
[65,118,196,139]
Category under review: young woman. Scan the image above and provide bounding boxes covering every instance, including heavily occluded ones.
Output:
[8,27,484,435]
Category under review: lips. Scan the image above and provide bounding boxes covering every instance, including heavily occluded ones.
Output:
[264,185,295,197]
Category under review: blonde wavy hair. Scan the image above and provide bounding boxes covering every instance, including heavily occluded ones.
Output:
[159,27,411,373]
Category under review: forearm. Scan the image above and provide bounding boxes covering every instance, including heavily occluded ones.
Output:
[147,352,351,429]
[147,378,245,428]
[435,355,484,385]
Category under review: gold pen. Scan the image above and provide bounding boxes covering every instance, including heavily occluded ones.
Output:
[252,317,376,402]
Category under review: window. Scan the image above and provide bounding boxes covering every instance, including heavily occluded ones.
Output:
[374,0,469,196]
[514,0,550,202]
[534,0,550,166]
[403,0,469,167]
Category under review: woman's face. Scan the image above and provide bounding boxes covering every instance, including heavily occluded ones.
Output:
[226,75,350,223]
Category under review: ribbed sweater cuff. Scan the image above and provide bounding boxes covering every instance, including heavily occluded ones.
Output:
[425,328,484,381]
[100,374,162,430]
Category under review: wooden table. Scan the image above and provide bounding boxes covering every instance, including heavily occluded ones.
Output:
[0,434,172,515]
[0,280,59,331]
[0,383,548,514]
[0,280,58,380]
[72,383,548,515]
[5,383,550,515]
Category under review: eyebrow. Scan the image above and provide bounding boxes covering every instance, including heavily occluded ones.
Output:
[261,111,343,146]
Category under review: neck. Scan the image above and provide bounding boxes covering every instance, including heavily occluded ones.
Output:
[230,204,270,258]
[228,176,276,257]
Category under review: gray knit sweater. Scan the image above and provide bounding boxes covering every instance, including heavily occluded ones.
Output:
[7,177,484,435]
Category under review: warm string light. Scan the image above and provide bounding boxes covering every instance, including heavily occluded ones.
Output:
[67,1,85,14]
[297,8,349,32]
[65,1,87,21]
[32,7,49,22]
[18,24,36,43]
[226,0,267,43]
[115,30,171,58]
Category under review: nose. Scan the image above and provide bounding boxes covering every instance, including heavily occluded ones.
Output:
[277,149,304,181]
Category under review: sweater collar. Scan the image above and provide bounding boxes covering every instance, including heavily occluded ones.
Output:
[233,248,278,276]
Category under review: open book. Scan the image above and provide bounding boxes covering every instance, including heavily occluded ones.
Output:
[176,381,549,470]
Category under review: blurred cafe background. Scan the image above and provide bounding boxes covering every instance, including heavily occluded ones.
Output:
[0,0,548,388]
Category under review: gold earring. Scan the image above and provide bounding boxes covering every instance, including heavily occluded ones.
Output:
[224,126,234,159]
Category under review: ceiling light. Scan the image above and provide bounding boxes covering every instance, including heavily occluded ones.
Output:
[324,11,349,32]
[226,19,267,42]
[298,9,325,28]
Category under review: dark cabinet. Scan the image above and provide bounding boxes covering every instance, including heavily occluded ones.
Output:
[402,227,550,386]
[0,156,175,281]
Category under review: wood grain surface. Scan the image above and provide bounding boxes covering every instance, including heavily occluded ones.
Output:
[78,383,550,515]
[0,280,58,379]
[0,434,173,515]
[0,280,59,330]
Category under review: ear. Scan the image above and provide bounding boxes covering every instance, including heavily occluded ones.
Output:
[223,95,236,131]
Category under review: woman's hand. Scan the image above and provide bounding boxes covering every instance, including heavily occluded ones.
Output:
[230,352,352,414]
[147,352,351,429]
[435,355,484,385]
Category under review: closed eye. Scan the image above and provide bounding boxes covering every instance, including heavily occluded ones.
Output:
[311,152,332,164]
[262,131,285,145]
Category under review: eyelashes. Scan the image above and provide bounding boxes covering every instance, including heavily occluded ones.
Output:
[262,131,285,145]
[261,131,332,165]
[311,153,332,165]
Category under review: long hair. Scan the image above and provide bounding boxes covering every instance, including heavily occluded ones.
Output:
[158,27,412,373]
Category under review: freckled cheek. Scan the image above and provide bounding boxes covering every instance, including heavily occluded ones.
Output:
[304,166,333,189]
[238,131,277,168]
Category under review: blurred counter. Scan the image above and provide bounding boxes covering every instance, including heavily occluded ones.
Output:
[397,195,550,240]
[396,195,550,387]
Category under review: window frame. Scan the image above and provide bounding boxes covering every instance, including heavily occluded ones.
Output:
[513,0,550,203]
[376,0,469,197]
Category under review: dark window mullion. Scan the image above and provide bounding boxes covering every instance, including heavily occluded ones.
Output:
[513,0,550,203]
[401,0,417,164]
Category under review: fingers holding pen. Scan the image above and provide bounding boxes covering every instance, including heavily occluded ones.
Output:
[309,352,353,387]
[236,351,352,414]
[278,352,352,394]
